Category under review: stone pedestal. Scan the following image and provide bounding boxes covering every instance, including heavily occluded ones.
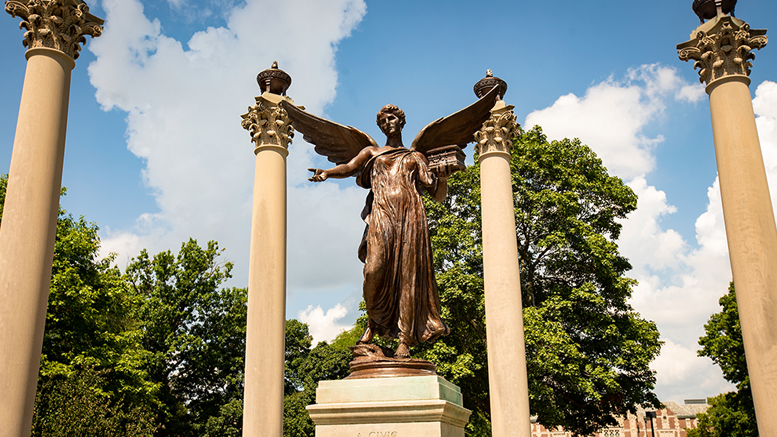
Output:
[307,376,471,437]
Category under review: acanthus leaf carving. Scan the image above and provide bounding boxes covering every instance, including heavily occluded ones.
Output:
[474,105,519,158]
[241,98,294,154]
[678,16,768,85]
[5,0,103,61]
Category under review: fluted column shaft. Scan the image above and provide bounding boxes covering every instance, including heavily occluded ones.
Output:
[1,2,102,435]
[475,103,531,437]
[241,93,294,436]
[679,14,776,436]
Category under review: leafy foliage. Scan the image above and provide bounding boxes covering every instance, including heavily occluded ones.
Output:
[686,391,757,437]
[686,283,757,437]
[697,283,749,390]
[283,320,352,437]
[419,127,662,435]
[126,240,248,436]
[3,174,357,436]
[42,210,158,404]
[1,175,158,435]
[285,319,314,395]
[31,369,157,437]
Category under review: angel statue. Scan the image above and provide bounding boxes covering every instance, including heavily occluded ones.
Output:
[280,86,500,359]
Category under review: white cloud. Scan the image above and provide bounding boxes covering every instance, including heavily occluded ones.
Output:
[88,0,368,306]
[621,176,683,274]
[651,339,733,402]
[298,304,350,344]
[754,81,777,207]
[676,83,706,103]
[626,177,731,347]
[525,64,688,180]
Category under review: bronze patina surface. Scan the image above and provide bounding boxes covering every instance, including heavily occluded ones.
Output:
[281,82,501,372]
[346,344,437,379]
[257,61,291,95]
[473,69,507,99]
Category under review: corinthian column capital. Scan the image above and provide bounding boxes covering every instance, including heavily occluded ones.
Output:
[474,102,520,160]
[5,0,103,61]
[678,15,767,87]
[241,94,295,155]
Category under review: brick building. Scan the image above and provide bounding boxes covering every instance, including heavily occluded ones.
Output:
[530,400,710,437]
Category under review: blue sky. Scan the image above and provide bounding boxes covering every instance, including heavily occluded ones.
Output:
[2,0,777,404]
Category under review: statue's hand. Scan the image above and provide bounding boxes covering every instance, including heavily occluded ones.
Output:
[308,168,328,182]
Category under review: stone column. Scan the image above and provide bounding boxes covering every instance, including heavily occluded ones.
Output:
[240,65,294,436]
[474,99,531,437]
[678,13,777,436]
[0,1,102,435]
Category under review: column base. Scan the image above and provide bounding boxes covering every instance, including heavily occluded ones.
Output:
[307,375,471,437]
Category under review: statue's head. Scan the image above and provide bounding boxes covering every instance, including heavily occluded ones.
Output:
[376,104,406,137]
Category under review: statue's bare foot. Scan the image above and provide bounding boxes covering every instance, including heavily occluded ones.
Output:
[396,342,410,358]
[356,327,373,345]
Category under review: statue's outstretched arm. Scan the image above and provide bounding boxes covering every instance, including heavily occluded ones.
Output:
[309,146,376,182]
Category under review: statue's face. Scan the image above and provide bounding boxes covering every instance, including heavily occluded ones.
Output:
[378,112,402,137]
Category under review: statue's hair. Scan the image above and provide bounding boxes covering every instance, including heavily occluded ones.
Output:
[376,104,406,128]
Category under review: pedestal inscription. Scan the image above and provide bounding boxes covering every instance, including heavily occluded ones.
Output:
[307,376,471,437]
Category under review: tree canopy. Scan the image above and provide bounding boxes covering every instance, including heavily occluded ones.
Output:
[419,126,662,435]
[125,239,248,436]
[283,320,352,436]
[1,175,158,436]
[686,283,757,437]
[1,174,253,436]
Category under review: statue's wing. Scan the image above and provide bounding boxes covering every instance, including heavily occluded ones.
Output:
[280,100,378,165]
[410,85,501,155]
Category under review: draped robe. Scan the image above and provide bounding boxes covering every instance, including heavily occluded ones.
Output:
[356,147,450,346]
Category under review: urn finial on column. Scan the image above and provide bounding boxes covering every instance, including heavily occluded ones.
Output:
[473,70,518,158]
[256,61,292,96]
[243,63,295,154]
[693,0,737,23]
[474,69,508,100]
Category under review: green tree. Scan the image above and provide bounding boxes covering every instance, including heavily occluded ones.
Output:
[419,127,662,435]
[125,239,248,436]
[1,175,158,436]
[687,283,757,437]
[2,175,255,436]
[285,319,314,395]
[283,320,352,437]
[31,368,157,437]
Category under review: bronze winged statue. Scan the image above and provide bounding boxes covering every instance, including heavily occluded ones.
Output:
[280,86,500,358]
